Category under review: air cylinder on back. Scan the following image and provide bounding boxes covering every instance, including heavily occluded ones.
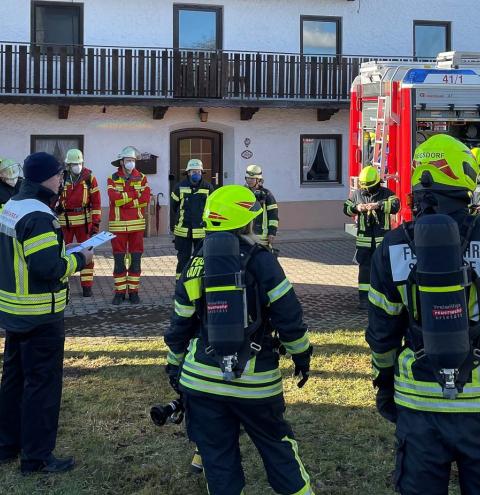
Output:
[203,232,246,356]
[414,214,470,370]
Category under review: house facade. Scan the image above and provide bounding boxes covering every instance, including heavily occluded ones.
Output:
[0,0,478,232]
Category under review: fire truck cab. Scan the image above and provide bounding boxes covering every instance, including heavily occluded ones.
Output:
[348,51,480,224]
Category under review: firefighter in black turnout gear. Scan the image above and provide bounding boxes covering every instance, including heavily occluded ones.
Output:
[366,135,480,495]
[170,159,215,279]
[165,185,314,495]
[245,164,279,246]
[344,165,399,309]
[0,152,93,474]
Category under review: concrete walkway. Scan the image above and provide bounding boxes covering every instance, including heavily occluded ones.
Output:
[65,229,366,337]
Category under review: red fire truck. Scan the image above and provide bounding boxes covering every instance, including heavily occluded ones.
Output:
[348,51,480,223]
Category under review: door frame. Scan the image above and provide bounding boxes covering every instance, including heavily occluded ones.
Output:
[169,128,223,185]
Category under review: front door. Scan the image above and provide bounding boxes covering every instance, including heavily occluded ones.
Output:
[169,129,223,226]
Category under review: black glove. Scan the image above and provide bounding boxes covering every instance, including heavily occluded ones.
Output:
[375,385,397,423]
[165,364,181,394]
[89,223,100,236]
[292,345,313,388]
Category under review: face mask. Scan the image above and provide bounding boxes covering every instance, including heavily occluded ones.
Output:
[71,164,83,175]
[190,172,202,183]
[124,161,135,172]
[4,177,18,187]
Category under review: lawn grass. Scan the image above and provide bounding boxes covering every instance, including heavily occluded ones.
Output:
[0,330,461,495]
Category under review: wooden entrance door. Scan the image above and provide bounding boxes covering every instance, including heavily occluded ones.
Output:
[169,129,223,230]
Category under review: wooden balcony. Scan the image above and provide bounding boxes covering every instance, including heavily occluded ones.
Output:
[0,42,419,112]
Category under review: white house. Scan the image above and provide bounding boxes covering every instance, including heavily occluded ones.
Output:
[0,0,478,232]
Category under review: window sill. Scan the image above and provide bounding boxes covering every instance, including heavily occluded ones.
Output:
[300,182,344,188]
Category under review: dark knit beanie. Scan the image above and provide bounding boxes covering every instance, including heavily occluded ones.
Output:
[23,152,64,183]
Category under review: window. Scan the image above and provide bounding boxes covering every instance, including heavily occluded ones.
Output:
[301,16,341,55]
[31,135,84,163]
[174,5,223,50]
[414,21,451,59]
[301,135,342,184]
[32,1,83,50]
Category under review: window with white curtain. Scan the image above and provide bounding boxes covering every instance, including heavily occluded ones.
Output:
[300,135,341,184]
[31,135,83,164]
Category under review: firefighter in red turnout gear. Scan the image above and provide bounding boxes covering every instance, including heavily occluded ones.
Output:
[108,146,150,305]
[58,149,101,297]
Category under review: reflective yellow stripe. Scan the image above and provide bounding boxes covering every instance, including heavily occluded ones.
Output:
[281,333,310,354]
[419,285,463,293]
[267,278,293,304]
[205,286,240,293]
[0,288,67,315]
[23,232,58,257]
[174,300,195,317]
[184,277,202,301]
[60,254,78,283]
[344,199,356,216]
[167,350,185,366]
[268,220,279,227]
[266,204,278,211]
[171,191,180,201]
[359,283,370,292]
[13,239,28,295]
[368,286,403,315]
[282,436,312,495]
[372,348,398,369]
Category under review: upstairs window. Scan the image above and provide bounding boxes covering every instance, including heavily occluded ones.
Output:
[301,16,341,55]
[174,5,223,50]
[414,21,451,59]
[32,2,83,51]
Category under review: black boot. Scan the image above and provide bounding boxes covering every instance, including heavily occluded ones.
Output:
[82,286,92,297]
[129,292,140,304]
[112,293,125,305]
[21,454,75,475]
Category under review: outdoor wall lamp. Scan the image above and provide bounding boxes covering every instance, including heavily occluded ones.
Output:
[199,108,208,122]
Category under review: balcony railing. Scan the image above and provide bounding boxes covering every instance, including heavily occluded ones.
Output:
[0,42,421,104]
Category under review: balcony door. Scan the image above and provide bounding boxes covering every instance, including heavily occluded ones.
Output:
[173,5,223,98]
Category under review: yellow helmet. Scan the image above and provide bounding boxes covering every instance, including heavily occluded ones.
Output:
[203,185,262,232]
[412,134,479,192]
[65,148,83,164]
[359,165,380,189]
[471,147,480,165]
[245,164,263,179]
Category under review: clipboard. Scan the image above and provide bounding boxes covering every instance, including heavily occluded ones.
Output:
[66,231,116,254]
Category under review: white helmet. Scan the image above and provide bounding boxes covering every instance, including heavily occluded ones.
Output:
[245,164,263,179]
[0,158,22,180]
[186,159,204,172]
[118,146,140,160]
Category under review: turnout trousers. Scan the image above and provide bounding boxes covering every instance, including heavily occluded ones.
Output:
[184,393,313,495]
[174,235,202,280]
[0,320,65,469]
[62,225,94,288]
[111,231,144,294]
[395,407,480,495]
[354,247,373,303]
